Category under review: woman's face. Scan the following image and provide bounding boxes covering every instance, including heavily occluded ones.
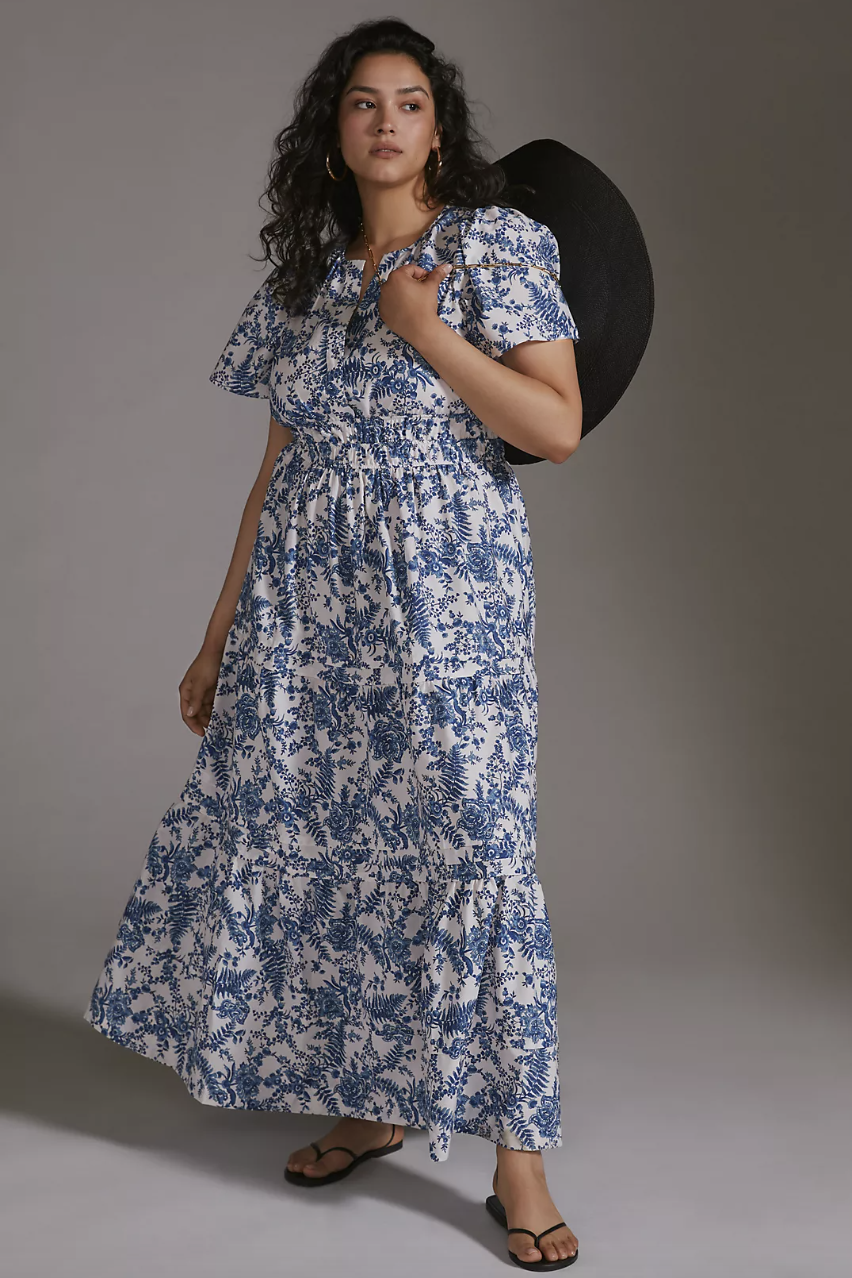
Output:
[336,52,440,193]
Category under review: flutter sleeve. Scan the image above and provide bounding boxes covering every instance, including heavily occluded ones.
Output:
[460,204,580,358]
[208,274,286,400]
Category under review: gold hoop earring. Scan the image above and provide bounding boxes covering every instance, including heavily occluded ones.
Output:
[428,144,442,175]
[325,149,348,182]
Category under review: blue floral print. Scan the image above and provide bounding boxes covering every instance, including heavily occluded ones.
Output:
[83,203,579,1162]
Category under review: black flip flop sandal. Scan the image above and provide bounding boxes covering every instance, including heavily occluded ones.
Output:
[284,1123,403,1187]
[485,1167,579,1270]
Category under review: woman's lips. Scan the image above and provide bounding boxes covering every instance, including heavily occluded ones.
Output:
[371,147,401,155]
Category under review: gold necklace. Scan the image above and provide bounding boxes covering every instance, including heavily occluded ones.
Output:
[358,205,447,282]
[359,218,380,280]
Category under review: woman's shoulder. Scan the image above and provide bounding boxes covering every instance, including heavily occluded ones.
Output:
[457,202,560,270]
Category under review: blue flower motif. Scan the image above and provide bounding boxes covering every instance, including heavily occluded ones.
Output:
[316,987,344,1018]
[460,798,496,840]
[219,997,250,1024]
[240,782,264,823]
[326,917,356,951]
[313,691,335,731]
[532,920,554,960]
[328,801,358,842]
[520,1004,546,1040]
[385,931,410,965]
[235,1062,262,1103]
[372,721,406,764]
[338,1071,369,1109]
[235,693,261,740]
[533,1095,560,1141]
[106,989,131,1031]
[467,544,494,582]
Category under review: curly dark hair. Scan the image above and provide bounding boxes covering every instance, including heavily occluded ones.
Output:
[248,16,527,315]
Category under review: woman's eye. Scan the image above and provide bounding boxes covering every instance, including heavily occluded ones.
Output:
[353,100,420,111]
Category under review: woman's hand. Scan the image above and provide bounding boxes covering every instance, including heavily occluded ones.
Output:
[178,647,223,737]
[377,260,453,348]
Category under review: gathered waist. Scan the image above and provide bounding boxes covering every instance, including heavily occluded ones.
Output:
[274,404,508,473]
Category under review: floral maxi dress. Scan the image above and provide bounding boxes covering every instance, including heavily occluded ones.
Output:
[83,202,580,1162]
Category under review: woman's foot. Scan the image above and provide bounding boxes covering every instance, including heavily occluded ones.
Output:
[286,1117,403,1180]
[493,1148,579,1265]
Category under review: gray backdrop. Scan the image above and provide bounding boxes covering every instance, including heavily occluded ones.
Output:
[2,2,850,1276]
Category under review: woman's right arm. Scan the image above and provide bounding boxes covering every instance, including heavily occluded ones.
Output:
[179,413,293,736]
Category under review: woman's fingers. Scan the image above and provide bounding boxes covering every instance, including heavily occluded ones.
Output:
[179,651,224,735]
[179,677,209,735]
[179,677,196,720]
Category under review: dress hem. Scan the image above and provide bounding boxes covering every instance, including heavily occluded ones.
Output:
[82,1008,563,1163]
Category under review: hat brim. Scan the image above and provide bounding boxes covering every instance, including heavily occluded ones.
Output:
[496,138,655,464]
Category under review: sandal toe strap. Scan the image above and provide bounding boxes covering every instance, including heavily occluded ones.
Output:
[310,1143,357,1163]
[508,1221,568,1247]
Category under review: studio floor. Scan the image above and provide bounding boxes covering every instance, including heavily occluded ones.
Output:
[2,962,849,1278]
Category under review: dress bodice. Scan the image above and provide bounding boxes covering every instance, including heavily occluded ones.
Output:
[209,202,579,461]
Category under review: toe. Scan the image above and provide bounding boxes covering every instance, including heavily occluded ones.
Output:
[546,1230,577,1261]
[286,1143,311,1172]
[288,1150,322,1175]
[301,1153,340,1177]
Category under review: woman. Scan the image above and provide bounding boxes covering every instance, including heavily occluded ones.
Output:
[84,17,581,1271]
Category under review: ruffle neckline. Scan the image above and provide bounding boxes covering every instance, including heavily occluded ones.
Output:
[333,202,459,277]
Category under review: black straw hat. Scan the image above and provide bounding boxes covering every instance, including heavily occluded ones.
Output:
[496,138,655,465]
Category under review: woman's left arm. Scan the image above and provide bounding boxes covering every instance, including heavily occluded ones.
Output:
[417,315,582,463]
[379,261,582,464]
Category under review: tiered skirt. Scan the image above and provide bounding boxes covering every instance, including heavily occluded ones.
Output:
[84,418,561,1161]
